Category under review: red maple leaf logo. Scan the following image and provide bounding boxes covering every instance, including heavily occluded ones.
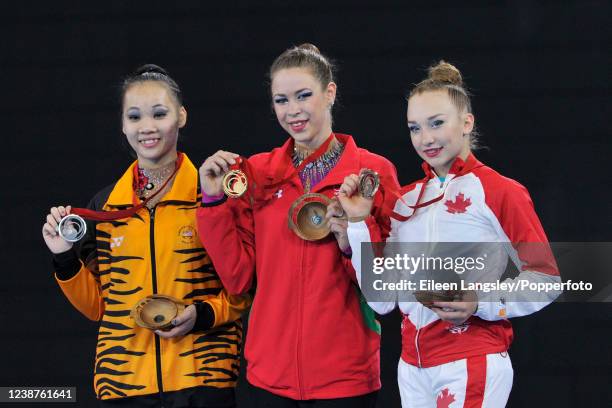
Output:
[445,193,471,214]
[436,388,456,408]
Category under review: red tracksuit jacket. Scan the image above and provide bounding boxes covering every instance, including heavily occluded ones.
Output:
[196,134,399,399]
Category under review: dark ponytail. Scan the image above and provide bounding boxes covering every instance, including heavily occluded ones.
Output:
[121,64,183,106]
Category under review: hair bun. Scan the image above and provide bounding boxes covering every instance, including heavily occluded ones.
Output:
[427,61,463,86]
[134,64,168,76]
[297,43,321,54]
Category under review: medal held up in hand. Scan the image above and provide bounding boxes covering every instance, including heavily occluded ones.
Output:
[357,169,380,199]
[55,153,186,242]
[222,169,248,198]
[57,214,87,242]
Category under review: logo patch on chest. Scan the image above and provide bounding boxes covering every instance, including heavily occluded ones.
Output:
[445,192,471,214]
[110,236,124,249]
[178,225,197,244]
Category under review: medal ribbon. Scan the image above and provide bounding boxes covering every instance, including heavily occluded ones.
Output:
[380,159,475,222]
[229,133,337,204]
[69,153,185,221]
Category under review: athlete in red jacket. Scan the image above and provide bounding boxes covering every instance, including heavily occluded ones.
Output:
[196,44,399,407]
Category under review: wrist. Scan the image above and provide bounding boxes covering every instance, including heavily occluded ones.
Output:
[53,249,81,281]
[190,302,215,333]
[201,190,225,203]
[347,214,369,223]
[202,185,223,197]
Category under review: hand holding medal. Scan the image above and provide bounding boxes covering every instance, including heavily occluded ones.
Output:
[199,150,244,197]
[42,205,79,253]
[335,168,381,222]
[43,154,185,247]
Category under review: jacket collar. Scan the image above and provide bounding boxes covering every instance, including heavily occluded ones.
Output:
[264,133,361,193]
[421,152,484,180]
[106,153,198,207]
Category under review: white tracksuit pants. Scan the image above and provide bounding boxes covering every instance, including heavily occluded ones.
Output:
[398,353,513,408]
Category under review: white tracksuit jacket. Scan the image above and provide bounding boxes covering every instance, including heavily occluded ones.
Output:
[348,154,561,367]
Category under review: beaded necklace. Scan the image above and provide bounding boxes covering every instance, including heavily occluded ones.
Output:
[134,161,176,206]
[292,138,345,192]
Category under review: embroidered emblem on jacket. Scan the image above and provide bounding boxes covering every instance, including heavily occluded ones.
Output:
[445,193,471,214]
[436,388,456,408]
[178,226,196,244]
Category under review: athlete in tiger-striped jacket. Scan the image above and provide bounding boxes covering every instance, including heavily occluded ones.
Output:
[337,61,561,408]
[42,65,250,407]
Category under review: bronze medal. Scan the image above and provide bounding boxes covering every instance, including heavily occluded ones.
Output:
[358,169,380,199]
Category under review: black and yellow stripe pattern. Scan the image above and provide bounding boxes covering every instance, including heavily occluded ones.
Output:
[56,155,249,400]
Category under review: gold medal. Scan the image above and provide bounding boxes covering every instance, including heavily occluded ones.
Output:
[222,169,248,198]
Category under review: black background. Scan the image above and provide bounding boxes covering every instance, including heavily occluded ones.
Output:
[1,1,610,407]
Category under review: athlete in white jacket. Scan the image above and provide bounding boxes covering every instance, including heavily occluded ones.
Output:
[334,61,561,408]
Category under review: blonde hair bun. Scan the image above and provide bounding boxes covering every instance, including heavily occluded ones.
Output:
[297,43,321,54]
[427,61,463,87]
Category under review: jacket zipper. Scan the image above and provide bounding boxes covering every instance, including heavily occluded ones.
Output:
[416,178,444,368]
[415,177,453,368]
[296,236,305,399]
[415,304,422,367]
[149,206,165,407]
[431,179,439,241]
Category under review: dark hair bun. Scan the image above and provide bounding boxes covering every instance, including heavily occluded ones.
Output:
[427,61,463,86]
[297,43,321,54]
[134,64,168,76]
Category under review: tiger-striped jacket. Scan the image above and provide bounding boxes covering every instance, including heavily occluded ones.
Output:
[54,154,251,402]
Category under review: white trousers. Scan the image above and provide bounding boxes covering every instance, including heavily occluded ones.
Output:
[397,353,513,408]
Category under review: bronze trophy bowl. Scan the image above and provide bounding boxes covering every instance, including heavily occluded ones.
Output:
[288,193,333,241]
[130,294,186,331]
[413,290,464,308]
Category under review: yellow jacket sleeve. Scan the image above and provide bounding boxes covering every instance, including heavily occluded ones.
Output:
[55,262,105,321]
[205,289,252,328]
